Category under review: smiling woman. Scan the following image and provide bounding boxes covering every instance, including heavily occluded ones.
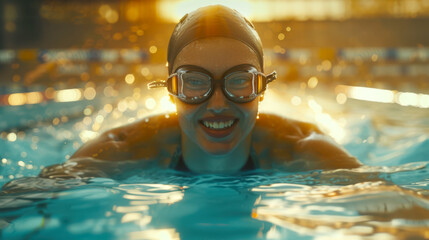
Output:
[35,4,360,178]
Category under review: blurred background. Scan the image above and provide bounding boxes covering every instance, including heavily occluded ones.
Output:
[1,0,429,182]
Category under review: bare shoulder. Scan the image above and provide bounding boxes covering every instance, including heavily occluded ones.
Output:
[71,114,181,161]
[253,113,322,143]
[253,113,361,170]
[38,114,180,179]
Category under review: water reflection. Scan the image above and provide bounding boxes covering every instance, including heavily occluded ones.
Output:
[0,166,429,239]
[252,181,429,239]
[129,228,180,240]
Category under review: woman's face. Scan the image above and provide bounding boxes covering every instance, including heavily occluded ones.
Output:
[172,37,261,155]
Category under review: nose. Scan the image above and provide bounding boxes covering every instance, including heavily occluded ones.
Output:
[206,86,229,113]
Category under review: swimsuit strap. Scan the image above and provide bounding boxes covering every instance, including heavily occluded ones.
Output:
[169,144,259,172]
[168,143,183,169]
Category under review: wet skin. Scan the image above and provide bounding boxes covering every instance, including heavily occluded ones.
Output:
[171,38,261,173]
[40,38,361,177]
[62,113,361,173]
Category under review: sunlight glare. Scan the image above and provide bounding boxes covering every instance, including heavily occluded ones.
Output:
[157,0,252,22]
[396,92,418,107]
[348,86,394,103]
[336,85,428,108]
[79,130,98,143]
[160,96,177,112]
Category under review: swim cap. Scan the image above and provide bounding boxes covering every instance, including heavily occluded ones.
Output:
[167,5,264,74]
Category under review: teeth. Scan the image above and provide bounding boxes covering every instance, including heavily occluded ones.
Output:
[202,120,235,129]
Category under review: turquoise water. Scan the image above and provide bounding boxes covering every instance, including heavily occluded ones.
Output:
[1,84,428,239]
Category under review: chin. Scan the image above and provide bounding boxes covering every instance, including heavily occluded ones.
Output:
[199,137,237,155]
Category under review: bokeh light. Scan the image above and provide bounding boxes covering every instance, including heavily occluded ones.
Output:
[55,89,82,102]
[145,98,157,110]
[125,74,135,84]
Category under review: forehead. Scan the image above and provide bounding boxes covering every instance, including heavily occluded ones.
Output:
[172,38,261,77]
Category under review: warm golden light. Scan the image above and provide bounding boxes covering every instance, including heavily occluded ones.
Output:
[419,94,429,108]
[140,67,150,77]
[99,5,119,24]
[83,106,93,116]
[307,77,318,88]
[55,88,82,102]
[121,213,145,223]
[129,229,180,240]
[83,87,96,100]
[117,100,128,112]
[336,85,429,109]
[308,99,323,113]
[397,92,418,107]
[7,132,17,142]
[99,5,110,16]
[157,0,252,22]
[157,0,346,22]
[125,2,140,22]
[149,46,158,54]
[349,86,394,103]
[26,92,43,104]
[45,87,55,99]
[160,96,177,112]
[291,96,302,106]
[83,116,92,125]
[104,104,113,113]
[336,85,394,104]
[115,206,149,213]
[145,98,157,110]
[8,93,26,106]
[79,130,98,143]
[336,93,347,104]
[125,74,135,84]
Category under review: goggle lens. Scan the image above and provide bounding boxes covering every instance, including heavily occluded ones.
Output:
[181,72,211,99]
[224,72,254,98]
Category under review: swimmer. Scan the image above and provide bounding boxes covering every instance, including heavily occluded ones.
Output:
[40,5,361,178]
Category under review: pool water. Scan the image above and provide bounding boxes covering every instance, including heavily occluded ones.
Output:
[0,83,428,240]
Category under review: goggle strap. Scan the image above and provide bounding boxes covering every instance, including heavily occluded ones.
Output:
[266,71,277,84]
[147,81,167,89]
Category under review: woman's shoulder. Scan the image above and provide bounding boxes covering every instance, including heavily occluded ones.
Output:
[253,113,361,170]
[109,113,180,137]
[254,113,322,140]
[71,113,180,160]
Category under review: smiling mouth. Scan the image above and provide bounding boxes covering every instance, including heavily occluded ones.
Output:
[199,118,239,138]
[201,119,236,129]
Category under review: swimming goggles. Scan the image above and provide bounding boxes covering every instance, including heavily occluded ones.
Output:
[148,64,277,104]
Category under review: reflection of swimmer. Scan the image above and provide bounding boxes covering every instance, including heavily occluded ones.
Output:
[41,5,360,177]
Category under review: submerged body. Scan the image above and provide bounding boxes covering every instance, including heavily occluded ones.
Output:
[39,113,360,178]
